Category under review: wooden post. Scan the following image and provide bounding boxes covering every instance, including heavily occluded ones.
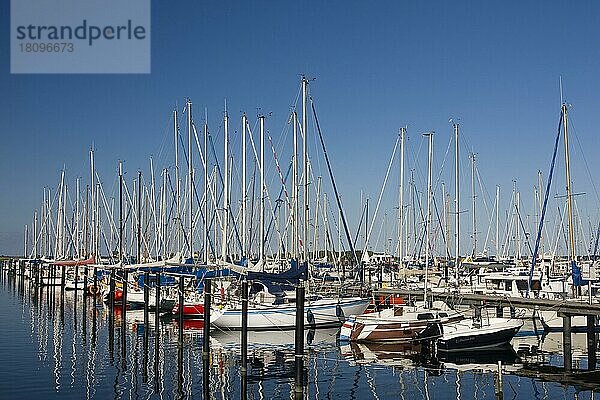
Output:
[495,361,503,400]
[241,279,248,400]
[203,278,211,400]
[563,314,572,372]
[178,275,184,343]
[122,268,128,358]
[587,315,597,370]
[110,269,116,313]
[294,281,305,396]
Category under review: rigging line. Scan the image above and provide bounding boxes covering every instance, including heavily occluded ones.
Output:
[514,203,533,257]
[528,109,563,294]
[363,133,400,260]
[310,97,360,268]
[432,195,451,259]
[432,133,453,193]
[568,117,600,206]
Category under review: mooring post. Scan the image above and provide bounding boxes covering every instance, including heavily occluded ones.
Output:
[295,280,305,396]
[241,279,248,400]
[563,314,572,372]
[143,271,149,326]
[122,268,128,342]
[203,278,211,357]
[495,360,503,400]
[110,269,116,313]
[82,267,87,337]
[587,315,597,370]
[83,266,88,299]
[202,278,212,400]
[178,275,184,343]
[155,272,161,327]
[93,266,98,302]
[61,265,65,289]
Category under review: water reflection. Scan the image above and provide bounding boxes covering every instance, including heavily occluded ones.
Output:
[1,271,600,399]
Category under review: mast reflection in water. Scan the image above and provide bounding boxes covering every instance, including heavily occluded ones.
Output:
[0,272,598,399]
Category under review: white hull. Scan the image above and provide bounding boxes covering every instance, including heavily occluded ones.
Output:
[213,297,370,331]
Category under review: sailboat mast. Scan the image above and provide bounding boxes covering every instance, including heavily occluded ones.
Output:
[119,161,123,264]
[242,113,247,260]
[470,152,477,256]
[173,109,181,255]
[187,99,193,260]
[563,103,576,264]
[398,127,406,277]
[259,115,265,267]
[222,103,229,262]
[424,132,434,304]
[453,122,460,281]
[495,185,500,258]
[137,170,142,263]
[292,111,299,260]
[302,77,309,264]
[89,148,95,258]
[204,119,209,264]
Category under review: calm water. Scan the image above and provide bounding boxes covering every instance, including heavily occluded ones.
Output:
[0,271,598,399]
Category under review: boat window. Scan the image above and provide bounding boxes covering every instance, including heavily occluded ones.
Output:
[439,312,448,318]
[505,280,512,291]
[417,313,434,320]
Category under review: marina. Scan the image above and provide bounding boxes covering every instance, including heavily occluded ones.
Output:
[1,262,600,399]
[6,2,600,399]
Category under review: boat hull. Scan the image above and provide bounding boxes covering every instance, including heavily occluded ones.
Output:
[437,318,523,351]
[213,297,370,331]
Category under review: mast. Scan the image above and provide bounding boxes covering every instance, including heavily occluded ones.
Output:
[76,177,80,258]
[174,108,181,255]
[24,224,28,258]
[187,99,193,260]
[470,152,477,257]
[137,170,142,263]
[313,176,322,260]
[242,113,247,261]
[203,118,209,264]
[84,185,89,258]
[563,103,577,280]
[495,185,500,259]
[162,169,167,258]
[453,121,460,281]
[259,115,265,268]
[424,132,434,305]
[302,76,309,264]
[33,210,38,259]
[398,127,406,279]
[222,102,229,262]
[292,111,299,260]
[90,148,95,258]
[119,161,123,264]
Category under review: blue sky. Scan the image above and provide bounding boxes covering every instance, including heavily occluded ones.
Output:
[2,1,600,256]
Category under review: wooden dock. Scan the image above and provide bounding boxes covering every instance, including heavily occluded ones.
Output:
[374,288,600,316]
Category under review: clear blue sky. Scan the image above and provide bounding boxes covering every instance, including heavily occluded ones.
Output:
[2,1,600,256]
